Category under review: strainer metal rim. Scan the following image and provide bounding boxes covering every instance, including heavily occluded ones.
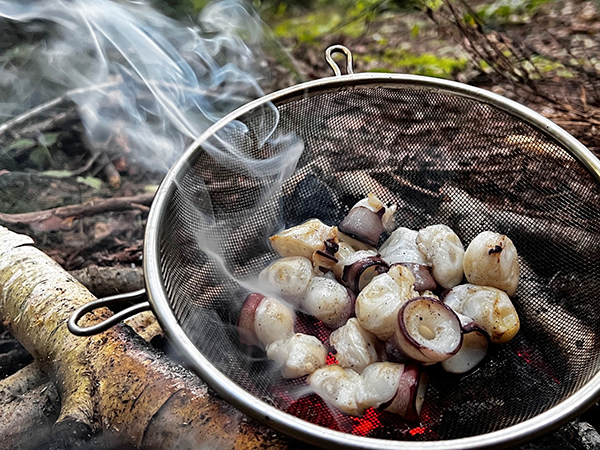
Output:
[144,72,600,449]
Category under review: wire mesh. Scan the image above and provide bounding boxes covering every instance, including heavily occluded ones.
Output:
[157,84,600,441]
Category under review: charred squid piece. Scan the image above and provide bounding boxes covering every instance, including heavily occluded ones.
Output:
[329,318,380,373]
[311,238,340,273]
[237,294,295,348]
[269,219,338,259]
[301,276,355,329]
[463,231,520,296]
[444,284,520,344]
[266,333,327,379]
[333,249,389,293]
[258,256,313,305]
[417,224,465,289]
[308,365,364,416]
[355,264,418,341]
[394,297,462,364]
[394,263,437,293]
[380,227,427,265]
[338,193,397,246]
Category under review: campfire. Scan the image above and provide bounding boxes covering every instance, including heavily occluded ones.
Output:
[2,0,600,449]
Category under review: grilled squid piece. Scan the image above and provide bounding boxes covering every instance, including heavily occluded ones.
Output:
[266,333,327,379]
[270,219,338,259]
[330,318,379,373]
[355,265,418,341]
[301,276,354,329]
[441,328,489,374]
[259,256,313,304]
[338,193,397,246]
[334,249,389,293]
[308,365,364,416]
[309,363,427,420]
[335,241,358,261]
[355,362,404,412]
[417,224,465,289]
[463,231,520,296]
[444,284,520,344]
[237,294,295,347]
[395,263,437,293]
[380,227,426,265]
[364,363,427,422]
[394,297,462,364]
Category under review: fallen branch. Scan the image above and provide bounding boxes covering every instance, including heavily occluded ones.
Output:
[0,379,59,450]
[69,264,144,298]
[0,361,47,404]
[439,183,600,264]
[0,193,154,227]
[0,362,59,450]
[0,226,292,449]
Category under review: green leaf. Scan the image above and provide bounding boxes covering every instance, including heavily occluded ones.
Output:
[38,132,60,148]
[39,170,76,178]
[8,139,36,151]
[76,176,104,190]
[28,147,49,169]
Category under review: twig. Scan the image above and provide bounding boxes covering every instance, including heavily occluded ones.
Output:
[0,193,154,225]
[388,173,443,198]
[98,153,122,189]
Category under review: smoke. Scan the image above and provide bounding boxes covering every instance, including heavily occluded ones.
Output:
[0,0,306,317]
[0,0,297,172]
[0,0,309,427]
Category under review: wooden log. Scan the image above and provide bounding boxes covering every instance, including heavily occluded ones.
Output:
[68,264,145,298]
[0,226,297,449]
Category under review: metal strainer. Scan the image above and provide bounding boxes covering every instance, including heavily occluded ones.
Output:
[70,45,600,449]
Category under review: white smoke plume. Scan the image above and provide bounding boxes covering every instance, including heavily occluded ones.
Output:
[0,0,298,172]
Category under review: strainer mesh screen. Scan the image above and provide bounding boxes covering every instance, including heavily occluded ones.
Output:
[158,85,600,441]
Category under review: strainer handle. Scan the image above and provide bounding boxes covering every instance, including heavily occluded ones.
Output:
[68,289,150,336]
[325,45,354,76]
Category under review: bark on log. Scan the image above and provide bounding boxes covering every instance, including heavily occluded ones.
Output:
[0,226,297,450]
[68,265,145,298]
[0,362,59,450]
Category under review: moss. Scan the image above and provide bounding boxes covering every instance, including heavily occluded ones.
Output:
[360,49,468,79]
[479,55,575,79]
[476,0,551,24]
[270,0,388,44]
[273,9,368,43]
